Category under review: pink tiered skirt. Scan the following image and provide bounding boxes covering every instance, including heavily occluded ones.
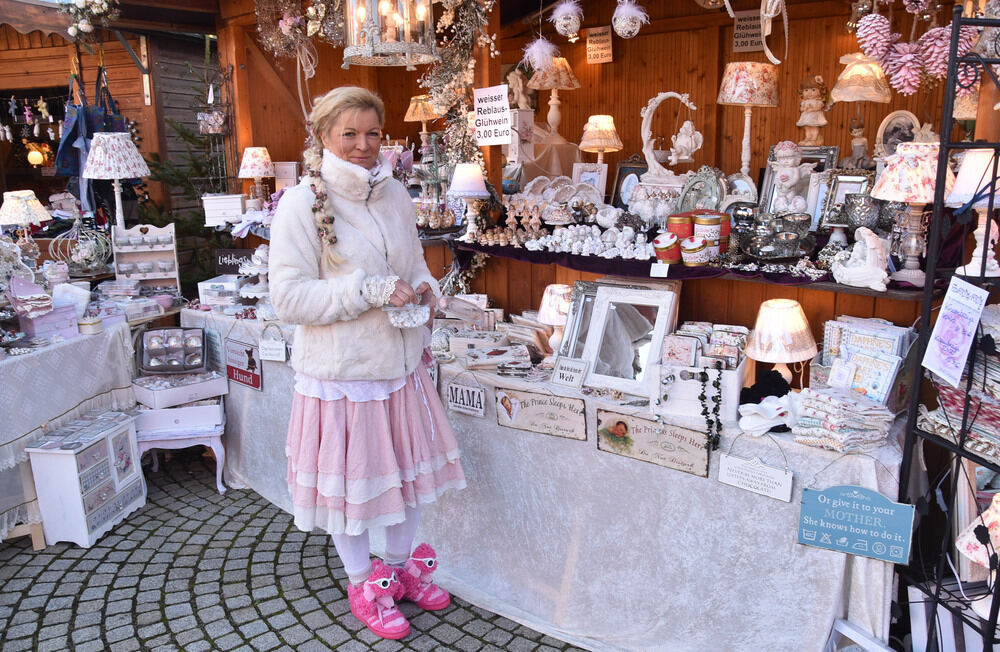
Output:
[286,365,466,536]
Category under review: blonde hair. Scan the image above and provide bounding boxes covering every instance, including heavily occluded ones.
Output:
[303,86,385,266]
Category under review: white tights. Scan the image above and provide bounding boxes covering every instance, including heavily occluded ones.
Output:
[330,504,423,585]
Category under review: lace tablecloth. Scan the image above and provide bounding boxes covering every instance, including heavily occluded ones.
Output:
[423,363,903,652]
[0,321,135,540]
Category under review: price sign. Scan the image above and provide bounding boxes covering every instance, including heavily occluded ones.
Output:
[473,85,511,147]
[732,11,763,52]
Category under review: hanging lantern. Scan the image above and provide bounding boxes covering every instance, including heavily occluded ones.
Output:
[343,0,438,70]
[549,0,583,41]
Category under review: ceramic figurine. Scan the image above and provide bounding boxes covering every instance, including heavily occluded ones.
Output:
[831,227,889,292]
[839,118,874,169]
[508,69,532,111]
[669,120,703,165]
[769,141,816,214]
[46,126,55,141]
[796,75,830,147]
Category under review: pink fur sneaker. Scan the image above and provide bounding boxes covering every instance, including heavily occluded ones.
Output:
[347,560,411,640]
[397,543,451,611]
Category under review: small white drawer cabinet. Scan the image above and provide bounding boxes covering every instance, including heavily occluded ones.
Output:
[27,414,147,548]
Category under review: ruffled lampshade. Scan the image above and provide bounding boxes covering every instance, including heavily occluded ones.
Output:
[831,53,891,104]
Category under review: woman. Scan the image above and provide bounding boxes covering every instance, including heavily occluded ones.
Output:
[269,86,466,641]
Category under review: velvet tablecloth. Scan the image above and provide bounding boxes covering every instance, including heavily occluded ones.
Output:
[423,363,902,652]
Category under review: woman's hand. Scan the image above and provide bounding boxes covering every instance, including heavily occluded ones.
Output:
[389,279,419,307]
[415,282,436,328]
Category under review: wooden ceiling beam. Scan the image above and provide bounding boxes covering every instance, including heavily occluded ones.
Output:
[119,0,220,13]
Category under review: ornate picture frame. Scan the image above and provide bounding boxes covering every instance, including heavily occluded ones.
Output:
[676,165,727,212]
[610,154,648,208]
[572,162,609,198]
[822,169,876,221]
[874,110,919,158]
[759,145,839,223]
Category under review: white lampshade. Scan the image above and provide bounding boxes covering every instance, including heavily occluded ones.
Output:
[579,115,623,155]
[448,163,490,198]
[946,148,998,209]
[238,147,275,179]
[830,53,891,104]
[745,299,817,364]
[82,132,150,180]
[537,284,572,327]
[0,190,51,227]
[527,57,581,92]
[404,94,439,123]
[717,62,779,107]
[871,142,953,205]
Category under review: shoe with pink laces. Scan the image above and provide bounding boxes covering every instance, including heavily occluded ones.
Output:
[347,560,411,640]
[397,542,451,611]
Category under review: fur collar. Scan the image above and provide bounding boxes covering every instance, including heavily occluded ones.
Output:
[321,149,393,202]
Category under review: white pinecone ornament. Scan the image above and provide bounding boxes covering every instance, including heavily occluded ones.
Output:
[857,13,894,64]
[887,42,924,95]
[918,27,950,80]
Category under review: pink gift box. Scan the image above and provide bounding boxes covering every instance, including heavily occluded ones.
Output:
[20,304,78,338]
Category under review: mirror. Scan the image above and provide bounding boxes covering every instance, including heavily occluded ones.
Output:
[581,286,679,397]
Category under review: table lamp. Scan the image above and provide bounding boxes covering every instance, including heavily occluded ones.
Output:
[956,492,1000,619]
[81,132,151,231]
[527,57,581,144]
[717,61,779,179]
[870,142,954,287]
[579,115,623,165]
[745,298,817,384]
[945,148,1000,277]
[404,94,440,154]
[449,163,490,242]
[830,53,890,162]
[238,146,275,208]
[0,189,52,268]
[537,283,572,357]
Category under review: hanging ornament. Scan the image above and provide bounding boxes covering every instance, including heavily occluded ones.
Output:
[35,97,50,122]
[886,42,924,95]
[23,104,33,125]
[19,124,30,139]
[904,0,931,14]
[47,126,55,141]
[58,120,64,139]
[918,26,950,79]
[7,96,15,120]
[33,122,40,138]
[857,13,896,65]
[0,124,6,142]
[612,0,649,39]
[522,36,559,71]
[549,0,583,40]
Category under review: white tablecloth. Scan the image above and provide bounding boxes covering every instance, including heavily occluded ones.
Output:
[425,363,902,652]
[180,310,296,511]
[0,322,135,539]
[178,309,902,651]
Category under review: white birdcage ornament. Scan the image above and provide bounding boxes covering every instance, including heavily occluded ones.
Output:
[48,216,112,276]
[343,0,438,70]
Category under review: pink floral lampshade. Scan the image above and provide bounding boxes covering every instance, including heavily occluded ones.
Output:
[957,493,1000,570]
[717,62,779,107]
[82,132,151,180]
[871,142,954,204]
[238,147,275,179]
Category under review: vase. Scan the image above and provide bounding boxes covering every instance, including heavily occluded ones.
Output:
[842,194,879,234]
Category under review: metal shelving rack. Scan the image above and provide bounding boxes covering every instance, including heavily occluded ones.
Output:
[897,7,1000,650]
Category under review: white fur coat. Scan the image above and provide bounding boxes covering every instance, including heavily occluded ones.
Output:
[269,150,439,381]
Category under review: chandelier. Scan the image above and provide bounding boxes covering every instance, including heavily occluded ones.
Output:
[343,0,438,70]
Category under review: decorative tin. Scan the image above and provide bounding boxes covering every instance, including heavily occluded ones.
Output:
[680,235,710,266]
[667,214,694,240]
[652,232,680,263]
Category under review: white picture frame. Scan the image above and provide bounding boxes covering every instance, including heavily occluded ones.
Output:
[572,162,609,198]
[581,285,679,397]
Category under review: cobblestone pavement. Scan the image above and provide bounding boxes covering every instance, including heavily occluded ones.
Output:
[0,449,583,652]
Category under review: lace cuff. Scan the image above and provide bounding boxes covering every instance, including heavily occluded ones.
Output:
[362,275,399,307]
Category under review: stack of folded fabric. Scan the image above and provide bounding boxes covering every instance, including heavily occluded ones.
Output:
[792,387,894,452]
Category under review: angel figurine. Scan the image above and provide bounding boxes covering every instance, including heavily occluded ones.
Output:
[832,227,889,292]
[769,141,816,214]
[7,96,16,120]
[668,120,703,165]
[35,97,50,122]
[508,69,532,111]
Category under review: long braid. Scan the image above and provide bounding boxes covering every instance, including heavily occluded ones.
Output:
[303,122,341,267]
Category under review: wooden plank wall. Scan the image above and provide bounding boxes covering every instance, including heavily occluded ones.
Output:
[0,24,164,204]
[501,1,950,179]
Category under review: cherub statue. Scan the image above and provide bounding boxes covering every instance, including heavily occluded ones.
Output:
[797,75,830,146]
[832,227,889,292]
[508,69,532,111]
[669,120,703,166]
[770,141,816,214]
